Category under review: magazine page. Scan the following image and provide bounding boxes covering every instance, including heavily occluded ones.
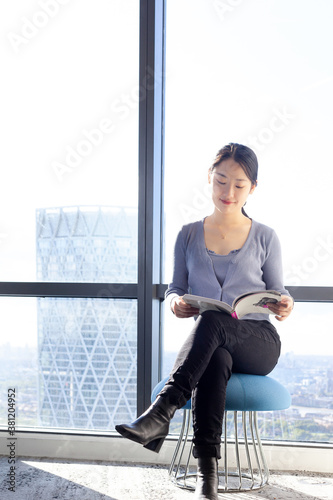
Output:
[182,294,233,315]
[233,291,281,319]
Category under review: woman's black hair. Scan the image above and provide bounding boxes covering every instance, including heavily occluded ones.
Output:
[210,143,258,217]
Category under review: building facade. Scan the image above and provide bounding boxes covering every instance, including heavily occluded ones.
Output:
[36,206,137,430]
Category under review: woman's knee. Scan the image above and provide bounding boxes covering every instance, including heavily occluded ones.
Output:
[201,310,230,323]
[198,310,233,335]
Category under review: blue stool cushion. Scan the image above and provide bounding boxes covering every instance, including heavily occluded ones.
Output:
[151,373,291,411]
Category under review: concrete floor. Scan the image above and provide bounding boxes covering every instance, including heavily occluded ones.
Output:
[1,457,333,500]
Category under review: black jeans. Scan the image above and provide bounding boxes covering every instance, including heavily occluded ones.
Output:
[159,311,281,459]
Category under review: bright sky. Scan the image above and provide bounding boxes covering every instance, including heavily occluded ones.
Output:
[0,1,332,357]
[163,0,333,356]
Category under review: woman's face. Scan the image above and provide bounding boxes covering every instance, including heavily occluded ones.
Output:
[209,158,256,215]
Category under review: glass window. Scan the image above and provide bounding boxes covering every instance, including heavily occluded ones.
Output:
[266,303,333,443]
[163,0,333,287]
[36,206,138,283]
[1,1,139,282]
[162,0,333,443]
[0,297,137,431]
[0,0,140,433]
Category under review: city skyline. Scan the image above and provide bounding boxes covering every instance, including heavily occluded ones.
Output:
[1,343,332,443]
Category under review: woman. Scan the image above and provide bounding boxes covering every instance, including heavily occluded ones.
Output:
[116,143,294,500]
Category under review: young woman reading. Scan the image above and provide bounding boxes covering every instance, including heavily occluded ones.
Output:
[116,143,294,500]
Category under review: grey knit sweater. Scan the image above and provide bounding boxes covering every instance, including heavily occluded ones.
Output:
[165,219,290,321]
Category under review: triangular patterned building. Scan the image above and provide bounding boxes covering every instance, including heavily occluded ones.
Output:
[36,206,137,430]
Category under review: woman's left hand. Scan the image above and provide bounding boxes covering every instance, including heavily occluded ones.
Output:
[267,295,294,322]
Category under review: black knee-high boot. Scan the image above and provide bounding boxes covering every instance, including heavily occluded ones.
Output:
[115,395,178,453]
[194,457,219,500]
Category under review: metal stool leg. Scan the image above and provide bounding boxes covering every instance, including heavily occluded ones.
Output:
[169,409,196,490]
[218,411,269,492]
[169,410,270,493]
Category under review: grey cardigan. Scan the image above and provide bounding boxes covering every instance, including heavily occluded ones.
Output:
[165,219,290,321]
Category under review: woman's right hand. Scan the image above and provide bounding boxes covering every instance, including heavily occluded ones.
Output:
[171,296,200,318]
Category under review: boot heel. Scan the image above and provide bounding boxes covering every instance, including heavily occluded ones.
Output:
[143,437,165,453]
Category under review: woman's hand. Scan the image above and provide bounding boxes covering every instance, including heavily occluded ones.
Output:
[171,296,200,319]
[267,294,294,322]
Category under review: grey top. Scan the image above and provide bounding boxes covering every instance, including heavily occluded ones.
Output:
[166,218,290,321]
[207,248,240,287]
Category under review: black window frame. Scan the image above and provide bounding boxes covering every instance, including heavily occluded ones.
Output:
[1,0,333,424]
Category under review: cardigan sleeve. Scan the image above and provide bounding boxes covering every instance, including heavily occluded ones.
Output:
[261,228,291,297]
[165,227,190,301]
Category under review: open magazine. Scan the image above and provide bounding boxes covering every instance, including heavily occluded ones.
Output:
[183,290,281,319]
